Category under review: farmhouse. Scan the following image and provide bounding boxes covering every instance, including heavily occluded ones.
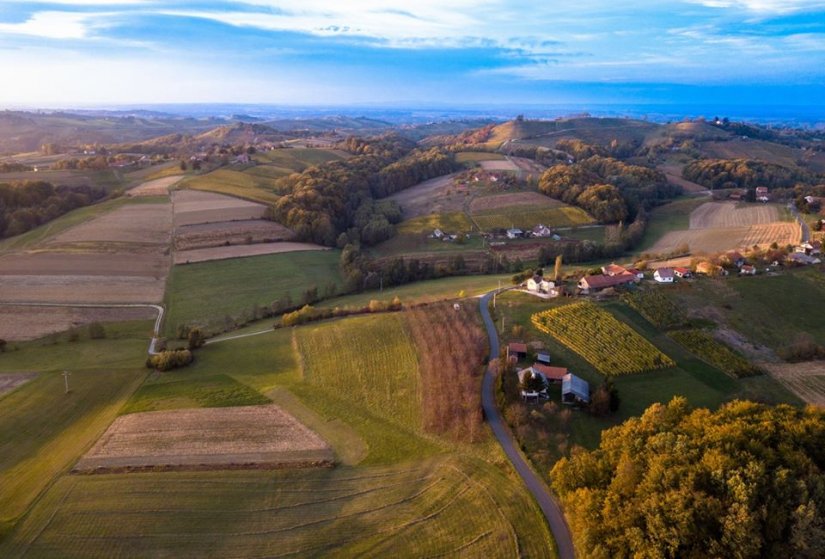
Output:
[531,224,553,238]
[506,228,524,239]
[756,186,770,202]
[696,261,727,276]
[532,364,568,383]
[577,273,636,293]
[626,268,645,280]
[740,264,757,275]
[562,373,590,405]
[526,275,555,294]
[654,268,675,283]
[507,342,528,361]
[674,267,692,279]
[601,263,628,277]
[432,228,444,239]
[788,253,822,265]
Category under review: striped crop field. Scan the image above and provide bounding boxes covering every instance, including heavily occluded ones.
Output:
[531,302,675,375]
[296,313,422,431]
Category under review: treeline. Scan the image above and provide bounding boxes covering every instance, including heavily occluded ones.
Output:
[372,147,460,197]
[683,158,816,190]
[0,180,106,238]
[0,162,32,173]
[552,397,825,559]
[272,135,415,246]
[538,155,677,222]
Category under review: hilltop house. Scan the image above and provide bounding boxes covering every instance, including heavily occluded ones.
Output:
[654,268,675,283]
[756,186,770,202]
[562,373,590,405]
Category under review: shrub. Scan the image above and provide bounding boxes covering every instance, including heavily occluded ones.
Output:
[146,349,193,371]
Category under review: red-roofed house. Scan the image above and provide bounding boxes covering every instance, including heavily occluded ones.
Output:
[756,186,769,202]
[740,264,757,275]
[674,267,692,279]
[577,273,636,293]
[601,263,628,277]
[654,268,675,283]
[532,364,568,383]
[626,268,645,280]
[507,342,528,361]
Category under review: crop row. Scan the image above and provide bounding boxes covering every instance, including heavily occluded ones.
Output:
[622,290,687,330]
[531,302,675,376]
[668,329,761,378]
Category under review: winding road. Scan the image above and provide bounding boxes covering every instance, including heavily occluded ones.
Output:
[479,290,575,559]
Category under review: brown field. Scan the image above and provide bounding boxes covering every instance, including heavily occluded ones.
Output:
[388,173,462,218]
[0,305,156,341]
[174,219,295,251]
[0,373,37,397]
[174,242,329,264]
[74,405,333,472]
[469,191,563,213]
[47,202,172,246]
[0,249,167,277]
[172,190,267,226]
[480,159,520,171]
[127,175,183,197]
[658,163,708,193]
[650,201,799,255]
[510,156,547,176]
[760,362,825,407]
[0,275,166,304]
[689,202,779,228]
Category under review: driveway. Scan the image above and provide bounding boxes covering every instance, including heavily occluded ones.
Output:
[479,290,575,559]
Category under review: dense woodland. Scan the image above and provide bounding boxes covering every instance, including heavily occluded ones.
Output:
[538,155,679,222]
[0,180,106,238]
[373,147,460,198]
[552,398,825,559]
[683,158,817,190]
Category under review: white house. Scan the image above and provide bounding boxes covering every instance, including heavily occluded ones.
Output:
[432,228,444,239]
[654,268,675,283]
[526,275,555,294]
[506,228,524,239]
[531,224,553,238]
[740,264,757,275]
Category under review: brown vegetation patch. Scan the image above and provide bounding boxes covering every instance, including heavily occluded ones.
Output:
[0,249,168,277]
[0,305,156,341]
[174,242,328,264]
[405,301,487,442]
[479,159,520,171]
[689,202,779,229]
[0,275,165,304]
[74,405,333,472]
[760,362,825,407]
[172,190,266,226]
[174,219,295,251]
[469,192,562,214]
[127,175,183,197]
[48,203,172,246]
[0,372,37,397]
[388,173,462,218]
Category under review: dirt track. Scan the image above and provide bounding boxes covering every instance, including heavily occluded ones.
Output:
[74,405,333,472]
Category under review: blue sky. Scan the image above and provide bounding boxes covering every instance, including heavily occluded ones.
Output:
[0,1,824,108]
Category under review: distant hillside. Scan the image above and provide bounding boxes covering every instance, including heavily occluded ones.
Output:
[261,115,393,132]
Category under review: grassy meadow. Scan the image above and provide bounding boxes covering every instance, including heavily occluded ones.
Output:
[164,250,343,336]
[180,168,281,204]
[472,205,594,230]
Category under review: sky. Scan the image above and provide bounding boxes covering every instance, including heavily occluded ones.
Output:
[0,0,824,109]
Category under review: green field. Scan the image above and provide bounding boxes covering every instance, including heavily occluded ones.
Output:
[455,151,506,163]
[636,196,707,253]
[181,168,281,204]
[253,147,345,170]
[297,314,421,430]
[164,250,343,336]
[472,206,594,230]
[396,212,475,234]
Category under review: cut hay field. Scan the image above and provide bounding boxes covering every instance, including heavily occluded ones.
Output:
[174,219,295,251]
[126,174,183,197]
[2,457,553,559]
[172,189,267,226]
[164,249,342,335]
[480,158,520,171]
[46,201,171,246]
[0,305,156,341]
[252,147,345,170]
[181,168,281,205]
[297,313,421,430]
[689,202,780,228]
[760,362,825,407]
[174,242,328,264]
[74,405,333,472]
[455,151,506,163]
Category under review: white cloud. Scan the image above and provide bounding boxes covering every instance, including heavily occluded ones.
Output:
[0,12,101,40]
[686,0,825,13]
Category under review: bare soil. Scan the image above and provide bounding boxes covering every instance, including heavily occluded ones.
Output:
[127,175,183,197]
[174,242,329,264]
[689,202,779,229]
[480,159,520,171]
[470,192,562,213]
[172,190,266,226]
[0,373,37,397]
[0,305,156,341]
[174,219,295,251]
[0,249,168,277]
[48,203,172,246]
[0,275,165,304]
[760,362,825,407]
[74,405,333,472]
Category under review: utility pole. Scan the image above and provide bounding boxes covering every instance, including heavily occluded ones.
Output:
[62,370,71,394]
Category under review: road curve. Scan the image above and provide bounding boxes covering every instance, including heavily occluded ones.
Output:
[479,290,576,559]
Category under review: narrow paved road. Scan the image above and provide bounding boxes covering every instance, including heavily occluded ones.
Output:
[479,291,575,559]
[788,201,811,242]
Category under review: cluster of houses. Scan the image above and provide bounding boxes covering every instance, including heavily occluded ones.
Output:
[525,274,563,297]
[577,263,644,293]
[505,224,562,240]
[431,228,464,242]
[790,240,823,265]
[508,343,590,405]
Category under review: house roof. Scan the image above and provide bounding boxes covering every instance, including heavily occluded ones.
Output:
[727,251,744,261]
[741,264,755,271]
[562,373,590,402]
[602,264,628,276]
[508,342,528,353]
[674,267,691,274]
[579,273,635,290]
[655,268,674,279]
[626,268,642,276]
[533,364,568,381]
[755,186,769,193]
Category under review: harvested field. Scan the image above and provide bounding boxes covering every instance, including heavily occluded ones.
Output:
[172,190,266,227]
[388,173,462,218]
[0,275,165,304]
[469,191,563,213]
[455,151,506,163]
[174,219,295,251]
[689,202,779,229]
[175,242,329,264]
[0,249,167,277]
[761,362,825,407]
[47,202,172,246]
[127,175,183,197]
[74,405,332,472]
[509,156,548,177]
[480,159,520,171]
[651,227,750,255]
[0,373,36,398]
[0,305,156,341]
[741,222,801,247]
